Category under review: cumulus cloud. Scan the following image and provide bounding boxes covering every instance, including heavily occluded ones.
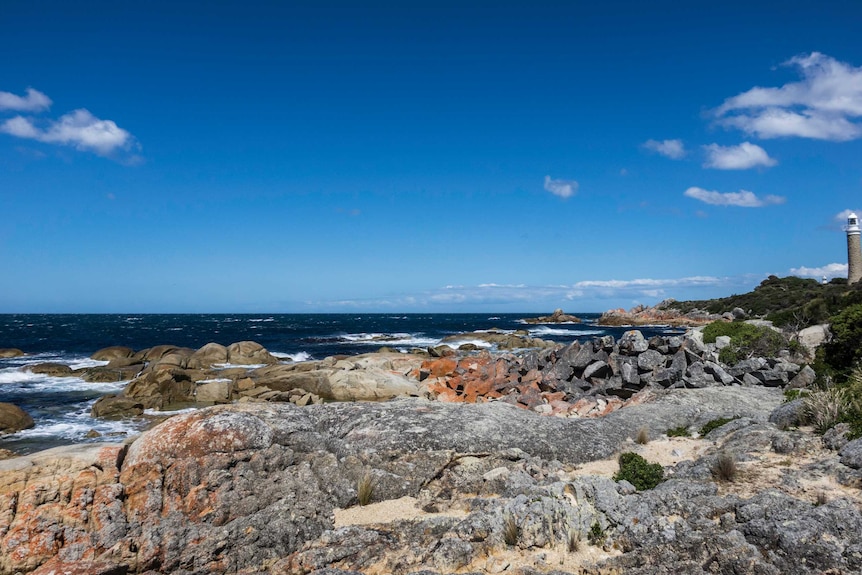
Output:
[0,88,52,112]
[790,263,848,279]
[1,109,135,156]
[702,142,777,169]
[642,139,686,159]
[543,175,578,198]
[716,52,862,141]
[684,187,786,207]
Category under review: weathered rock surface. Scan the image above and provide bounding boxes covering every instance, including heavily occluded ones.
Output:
[0,349,24,358]
[5,386,861,575]
[0,403,34,434]
[25,362,74,377]
[91,346,135,361]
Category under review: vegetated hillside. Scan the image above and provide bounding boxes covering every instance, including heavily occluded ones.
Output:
[672,275,862,329]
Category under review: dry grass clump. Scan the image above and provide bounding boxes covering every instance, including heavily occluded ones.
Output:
[711,451,737,482]
[635,426,650,445]
[502,512,520,546]
[802,388,851,434]
[815,491,829,506]
[567,528,581,552]
[357,471,375,506]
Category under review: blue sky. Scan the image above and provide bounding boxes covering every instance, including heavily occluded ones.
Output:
[2,0,862,313]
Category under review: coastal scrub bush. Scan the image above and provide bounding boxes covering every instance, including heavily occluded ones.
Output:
[588,522,604,545]
[666,425,691,437]
[613,452,664,490]
[703,320,788,363]
[822,303,862,373]
[699,417,738,436]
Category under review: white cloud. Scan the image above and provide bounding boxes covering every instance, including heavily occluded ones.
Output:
[1,109,135,156]
[684,187,786,207]
[642,139,686,159]
[716,52,862,141]
[702,142,777,169]
[790,263,848,279]
[0,88,52,112]
[543,175,578,198]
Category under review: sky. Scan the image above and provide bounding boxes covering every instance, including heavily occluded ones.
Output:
[2,0,862,313]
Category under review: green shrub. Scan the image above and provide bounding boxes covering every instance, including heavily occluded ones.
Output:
[613,452,664,490]
[699,417,738,436]
[783,389,810,402]
[666,425,691,437]
[823,303,862,373]
[588,522,604,545]
[703,320,789,364]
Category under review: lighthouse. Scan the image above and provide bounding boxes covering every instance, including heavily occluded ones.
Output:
[847,212,862,284]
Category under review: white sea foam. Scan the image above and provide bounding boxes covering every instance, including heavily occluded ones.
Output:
[67,357,109,370]
[196,378,232,384]
[272,351,313,362]
[11,410,139,440]
[528,327,604,337]
[339,333,440,347]
[438,338,494,349]
[248,318,275,322]
[0,368,126,392]
[212,363,267,369]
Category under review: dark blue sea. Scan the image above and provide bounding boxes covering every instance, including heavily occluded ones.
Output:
[0,313,683,454]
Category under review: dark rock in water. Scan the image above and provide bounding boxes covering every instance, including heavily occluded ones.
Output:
[25,362,74,377]
[90,394,145,418]
[0,348,25,358]
[521,308,581,324]
[0,402,34,434]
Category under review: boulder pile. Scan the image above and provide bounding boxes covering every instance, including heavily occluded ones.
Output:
[423,330,814,417]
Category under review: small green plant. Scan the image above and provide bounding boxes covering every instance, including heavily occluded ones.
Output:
[613,452,664,490]
[666,425,691,437]
[700,417,738,436]
[502,512,520,546]
[635,426,650,445]
[718,346,740,365]
[587,522,604,545]
[711,451,737,482]
[357,471,375,506]
[783,389,810,402]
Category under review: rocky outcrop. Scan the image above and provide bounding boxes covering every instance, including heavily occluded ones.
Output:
[4,387,861,575]
[25,362,74,377]
[422,330,809,417]
[599,300,724,327]
[0,349,24,358]
[91,346,135,361]
[521,308,582,324]
[0,403,34,434]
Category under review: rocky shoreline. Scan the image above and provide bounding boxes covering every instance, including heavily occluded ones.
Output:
[2,324,862,574]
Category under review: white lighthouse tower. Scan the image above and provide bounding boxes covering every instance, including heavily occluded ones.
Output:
[847,212,862,284]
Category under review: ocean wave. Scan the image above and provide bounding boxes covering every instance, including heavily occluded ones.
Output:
[272,351,313,362]
[339,333,440,347]
[528,327,605,337]
[436,338,494,349]
[9,410,140,441]
[248,318,275,322]
[67,357,110,370]
[0,369,127,392]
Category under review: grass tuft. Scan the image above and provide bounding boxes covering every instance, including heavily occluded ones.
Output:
[357,471,375,506]
[567,528,581,552]
[635,426,650,445]
[502,512,520,546]
[666,425,691,438]
[711,451,737,482]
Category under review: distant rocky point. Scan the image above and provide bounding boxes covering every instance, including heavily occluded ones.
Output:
[521,308,582,324]
[598,299,744,327]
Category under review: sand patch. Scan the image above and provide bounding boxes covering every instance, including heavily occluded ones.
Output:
[334,495,467,527]
[567,436,709,479]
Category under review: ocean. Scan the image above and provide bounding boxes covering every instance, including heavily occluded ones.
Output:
[0,313,684,454]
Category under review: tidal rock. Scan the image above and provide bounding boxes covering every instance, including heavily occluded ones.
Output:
[25,362,74,377]
[226,341,279,365]
[0,348,25,358]
[90,394,145,418]
[521,308,582,324]
[0,403,34,434]
[186,342,229,369]
[91,346,135,361]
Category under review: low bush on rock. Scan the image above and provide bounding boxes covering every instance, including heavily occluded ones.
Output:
[666,425,691,437]
[614,452,664,490]
[700,417,738,436]
[703,320,789,363]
